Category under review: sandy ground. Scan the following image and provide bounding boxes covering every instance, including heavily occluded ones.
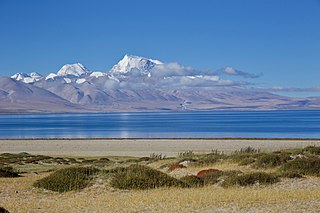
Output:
[1,138,320,157]
[1,171,320,212]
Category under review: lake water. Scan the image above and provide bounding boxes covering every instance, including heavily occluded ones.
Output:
[0,111,320,139]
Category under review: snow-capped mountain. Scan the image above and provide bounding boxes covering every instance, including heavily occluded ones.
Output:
[110,54,162,75]
[11,72,42,83]
[90,71,106,78]
[4,54,320,113]
[0,77,83,113]
[57,63,89,77]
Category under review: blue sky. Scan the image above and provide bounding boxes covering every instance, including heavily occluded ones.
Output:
[0,0,319,96]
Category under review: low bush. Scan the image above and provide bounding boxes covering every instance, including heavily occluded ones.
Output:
[235,146,260,154]
[0,167,19,178]
[229,153,256,163]
[198,152,225,165]
[303,146,320,155]
[33,167,99,192]
[0,207,10,213]
[110,165,188,190]
[222,172,279,187]
[200,170,241,185]
[255,153,291,168]
[180,175,204,187]
[238,157,256,166]
[279,171,304,179]
[280,157,320,176]
[139,157,151,161]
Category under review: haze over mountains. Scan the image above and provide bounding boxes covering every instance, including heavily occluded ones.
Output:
[1,55,319,113]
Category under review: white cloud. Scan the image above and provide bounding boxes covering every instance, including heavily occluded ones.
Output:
[263,86,320,93]
[217,66,261,78]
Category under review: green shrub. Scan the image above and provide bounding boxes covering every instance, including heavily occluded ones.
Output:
[255,153,291,168]
[222,172,279,187]
[0,167,19,178]
[139,157,151,161]
[279,171,304,179]
[201,170,241,185]
[303,146,320,155]
[235,146,260,154]
[0,206,10,213]
[110,165,188,190]
[280,157,320,176]
[238,157,256,166]
[33,167,99,192]
[229,153,256,163]
[180,175,204,187]
[198,152,226,165]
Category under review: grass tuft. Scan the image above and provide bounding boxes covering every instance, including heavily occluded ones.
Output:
[0,167,19,178]
[303,146,320,155]
[255,153,291,168]
[180,175,204,187]
[33,167,99,192]
[200,170,242,185]
[110,165,188,190]
[280,157,320,176]
[222,172,279,187]
[279,171,304,179]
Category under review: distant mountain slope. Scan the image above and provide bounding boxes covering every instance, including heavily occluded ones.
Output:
[3,54,320,113]
[0,77,84,113]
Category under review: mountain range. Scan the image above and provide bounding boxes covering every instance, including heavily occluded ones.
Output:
[1,54,319,113]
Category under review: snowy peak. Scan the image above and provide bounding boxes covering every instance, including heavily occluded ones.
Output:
[57,63,89,77]
[109,54,163,74]
[90,71,106,78]
[11,73,29,81]
[30,72,42,78]
[11,72,42,83]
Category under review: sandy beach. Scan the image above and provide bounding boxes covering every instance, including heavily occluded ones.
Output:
[1,138,320,157]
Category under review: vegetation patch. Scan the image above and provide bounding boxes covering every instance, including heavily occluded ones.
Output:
[0,167,20,178]
[303,146,320,155]
[180,175,204,187]
[280,157,320,176]
[238,157,256,166]
[33,167,99,192]
[255,153,291,168]
[200,170,241,185]
[110,165,188,190]
[197,151,226,165]
[234,146,260,154]
[149,153,166,160]
[279,171,304,179]
[178,151,195,159]
[222,172,279,187]
[0,207,10,213]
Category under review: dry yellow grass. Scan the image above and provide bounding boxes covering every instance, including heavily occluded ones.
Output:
[1,174,320,212]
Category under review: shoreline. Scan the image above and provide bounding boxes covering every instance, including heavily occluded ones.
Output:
[1,137,320,140]
[1,138,320,157]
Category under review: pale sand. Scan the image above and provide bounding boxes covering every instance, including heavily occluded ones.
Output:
[1,138,320,157]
